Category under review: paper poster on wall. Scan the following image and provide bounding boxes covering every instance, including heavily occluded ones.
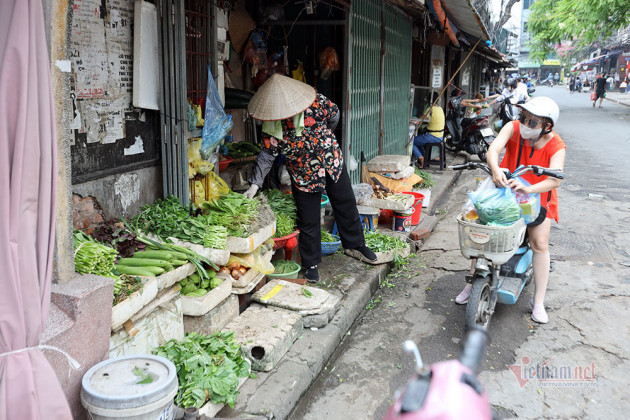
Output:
[462,69,471,87]
[70,0,135,144]
[432,67,443,89]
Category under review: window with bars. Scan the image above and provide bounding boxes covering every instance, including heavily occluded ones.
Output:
[185,0,212,113]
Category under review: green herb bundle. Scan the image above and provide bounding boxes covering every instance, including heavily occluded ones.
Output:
[133,196,228,249]
[153,332,251,409]
[73,230,118,277]
[364,231,407,252]
[320,229,338,243]
[272,260,299,274]
[113,275,143,306]
[413,168,435,189]
[202,192,259,238]
[263,190,297,238]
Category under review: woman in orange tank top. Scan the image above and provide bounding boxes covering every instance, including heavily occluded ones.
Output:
[455,97,566,324]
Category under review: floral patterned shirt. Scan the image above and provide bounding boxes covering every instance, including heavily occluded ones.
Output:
[261,93,343,193]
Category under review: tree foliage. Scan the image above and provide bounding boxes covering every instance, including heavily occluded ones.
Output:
[528,0,630,62]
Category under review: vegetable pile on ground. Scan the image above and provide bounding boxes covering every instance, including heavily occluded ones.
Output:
[226,142,261,158]
[153,331,251,409]
[133,195,228,249]
[413,168,435,190]
[178,268,223,297]
[217,261,251,281]
[320,229,338,243]
[112,275,143,306]
[271,260,299,275]
[73,230,118,278]
[364,231,408,252]
[263,189,297,238]
[202,192,259,238]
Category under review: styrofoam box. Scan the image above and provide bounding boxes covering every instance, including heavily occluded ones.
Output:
[181,277,232,316]
[345,244,411,265]
[226,220,276,254]
[366,155,411,173]
[363,194,415,211]
[231,271,266,295]
[109,296,184,358]
[111,277,159,331]
[216,268,261,288]
[156,263,196,291]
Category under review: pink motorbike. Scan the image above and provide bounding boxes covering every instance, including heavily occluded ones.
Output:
[384,327,491,420]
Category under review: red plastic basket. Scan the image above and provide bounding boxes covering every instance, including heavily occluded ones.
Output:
[273,231,299,250]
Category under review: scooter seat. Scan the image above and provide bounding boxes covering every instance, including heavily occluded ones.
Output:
[461,116,485,128]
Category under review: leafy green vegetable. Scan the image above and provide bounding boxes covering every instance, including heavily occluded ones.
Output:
[202,192,259,238]
[153,332,250,409]
[132,195,228,249]
[302,287,312,298]
[469,188,520,226]
[132,366,154,384]
[320,229,337,243]
[272,260,299,274]
[73,230,118,277]
[413,168,435,189]
[364,231,407,252]
[263,189,297,238]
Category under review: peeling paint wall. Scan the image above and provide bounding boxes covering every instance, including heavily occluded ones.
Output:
[65,0,162,215]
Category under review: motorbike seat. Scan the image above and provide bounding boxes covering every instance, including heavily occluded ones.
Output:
[461,116,485,128]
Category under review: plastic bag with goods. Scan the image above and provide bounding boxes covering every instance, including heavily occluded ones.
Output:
[227,239,275,274]
[468,182,520,226]
[201,66,233,159]
[513,177,541,224]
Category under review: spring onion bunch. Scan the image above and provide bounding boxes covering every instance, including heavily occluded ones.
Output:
[73,230,118,277]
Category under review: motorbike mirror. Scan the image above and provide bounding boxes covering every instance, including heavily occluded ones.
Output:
[403,340,424,370]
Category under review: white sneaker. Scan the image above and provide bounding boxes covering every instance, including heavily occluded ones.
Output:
[531,304,548,324]
[455,285,472,305]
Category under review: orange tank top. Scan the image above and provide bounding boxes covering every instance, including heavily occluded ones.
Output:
[500,121,566,222]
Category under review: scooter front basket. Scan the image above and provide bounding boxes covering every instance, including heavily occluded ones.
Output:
[457,215,526,265]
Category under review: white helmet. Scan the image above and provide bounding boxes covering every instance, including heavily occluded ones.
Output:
[517,96,559,126]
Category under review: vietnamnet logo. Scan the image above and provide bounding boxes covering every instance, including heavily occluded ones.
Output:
[507,356,597,388]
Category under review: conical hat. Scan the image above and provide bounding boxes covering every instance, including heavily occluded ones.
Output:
[247,74,316,121]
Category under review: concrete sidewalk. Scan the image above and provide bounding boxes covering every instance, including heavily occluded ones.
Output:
[218,152,467,420]
[603,91,630,107]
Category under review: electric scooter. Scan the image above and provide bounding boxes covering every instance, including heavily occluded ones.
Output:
[384,327,491,420]
[450,162,564,329]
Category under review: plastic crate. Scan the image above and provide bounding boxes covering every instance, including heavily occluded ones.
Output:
[457,215,526,265]
[321,235,341,256]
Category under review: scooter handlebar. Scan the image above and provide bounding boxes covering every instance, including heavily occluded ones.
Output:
[459,327,490,375]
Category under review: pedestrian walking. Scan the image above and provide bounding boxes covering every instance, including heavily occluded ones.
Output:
[243,74,377,283]
[593,73,607,108]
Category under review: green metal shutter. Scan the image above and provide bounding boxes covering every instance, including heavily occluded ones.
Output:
[382,4,412,156]
[346,0,412,183]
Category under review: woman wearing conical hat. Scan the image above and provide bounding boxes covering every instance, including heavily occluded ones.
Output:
[244,74,376,283]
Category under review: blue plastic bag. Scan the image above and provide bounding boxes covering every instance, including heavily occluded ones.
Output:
[513,177,541,224]
[468,186,520,226]
[200,66,233,160]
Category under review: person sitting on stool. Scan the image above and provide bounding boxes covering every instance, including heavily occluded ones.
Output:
[412,92,445,168]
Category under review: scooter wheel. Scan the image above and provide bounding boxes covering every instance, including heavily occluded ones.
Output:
[466,276,493,329]
[444,133,458,152]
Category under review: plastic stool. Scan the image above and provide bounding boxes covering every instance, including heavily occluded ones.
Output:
[423,141,446,170]
[332,213,376,236]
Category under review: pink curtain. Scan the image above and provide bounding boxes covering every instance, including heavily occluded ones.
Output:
[0,0,73,418]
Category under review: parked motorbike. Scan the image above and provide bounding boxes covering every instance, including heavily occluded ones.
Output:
[384,327,491,420]
[449,162,564,329]
[443,94,495,162]
[492,99,520,133]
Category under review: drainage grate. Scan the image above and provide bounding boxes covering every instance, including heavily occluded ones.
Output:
[549,232,614,262]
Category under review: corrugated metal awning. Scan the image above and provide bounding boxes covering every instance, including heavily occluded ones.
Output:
[441,0,489,40]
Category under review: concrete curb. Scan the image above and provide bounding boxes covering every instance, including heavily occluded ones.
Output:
[605,97,630,108]
[218,153,467,419]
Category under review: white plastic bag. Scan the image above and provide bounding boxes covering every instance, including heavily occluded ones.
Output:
[348,154,359,172]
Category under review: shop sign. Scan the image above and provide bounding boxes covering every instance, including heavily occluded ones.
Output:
[432,66,443,88]
[542,59,562,65]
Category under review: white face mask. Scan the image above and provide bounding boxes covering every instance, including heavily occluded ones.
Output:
[520,125,542,140]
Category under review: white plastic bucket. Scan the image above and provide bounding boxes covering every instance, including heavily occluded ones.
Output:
[81,355,178,420]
